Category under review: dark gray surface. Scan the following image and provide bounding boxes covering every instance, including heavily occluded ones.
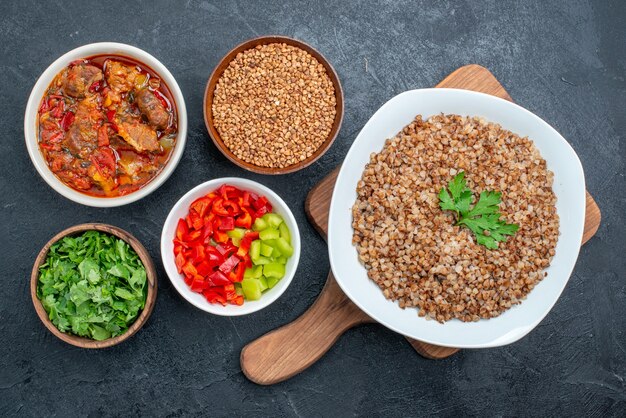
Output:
[1,0,624,416]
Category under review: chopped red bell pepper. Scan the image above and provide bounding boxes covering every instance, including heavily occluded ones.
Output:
[234,210,252,229]
[61,111,75,131]
[218,184,239,200]
[241,191,251,207]
[232,295,244,306]
[208,270,230,286]
[39,98,50,113]
[90,147,116,179]
[39,142,60,151]
[219,254,240,274]
[229,262,245,282]
[205,246,223,265]
[188,211,203,230]
[211,198,230,216]
[242,253,252,268]
[252,196,268,210]
[196,261,213,277]
[246,231,260,241]
[50,101,65,118]
[203,289,226,305]
[190,276,206,292]
[173,238,189,249]
[185,214,194,229]
[216,242,237,257]
[176,219,188,241]
[190,196,214,218]
[222,200,240,216]
[217,216,235,231]
[213,230,229,243]
[201,222,213,243]
[175,252,185,273]
[191,245,205,264]
[186,229,202,242]
[255,205,269,219]
[225,288,237,302]
[47,131,65,144]
[181,262,197,278]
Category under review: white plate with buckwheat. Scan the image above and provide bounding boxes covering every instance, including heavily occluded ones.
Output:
[328,88,585,348]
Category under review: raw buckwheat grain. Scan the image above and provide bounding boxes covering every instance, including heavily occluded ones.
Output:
[212,43,336,169]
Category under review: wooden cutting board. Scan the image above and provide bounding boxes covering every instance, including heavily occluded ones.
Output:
[240,64,602,385]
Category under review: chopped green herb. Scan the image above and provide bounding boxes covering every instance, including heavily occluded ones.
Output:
[439,171,519,249]
[37,231,147,340]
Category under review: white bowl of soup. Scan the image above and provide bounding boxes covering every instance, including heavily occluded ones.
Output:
[24,42,187,207]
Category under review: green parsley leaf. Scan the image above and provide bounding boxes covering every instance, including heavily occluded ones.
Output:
[448,171,467,200]
[455,190,473,214]
[438,188,456,212]
[114,288,135,300]
[466,191,502,218]
[439,171,519,249]
[90,324,111,341]
[108,264,130,280]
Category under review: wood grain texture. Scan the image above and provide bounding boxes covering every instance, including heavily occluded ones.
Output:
[583,194,601,244]
[241,64,602,385]
[437,64,513,101]
[30,223,158,349]
[241,272,372,385]
[203,35,344,175]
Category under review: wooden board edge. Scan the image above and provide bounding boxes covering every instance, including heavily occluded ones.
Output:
[436,64,513,101]
[583,191,601,244]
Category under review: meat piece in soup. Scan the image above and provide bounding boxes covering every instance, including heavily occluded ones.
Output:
[105,60,141,94]
[116,115,160,153]
[64,97,101,157]
[62,63,103,98]
[135,89,169,129]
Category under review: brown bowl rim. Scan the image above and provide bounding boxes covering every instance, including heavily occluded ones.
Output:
[203,35,344,175]
[30,223,158,349]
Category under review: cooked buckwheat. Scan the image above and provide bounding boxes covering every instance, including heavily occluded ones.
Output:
[352,114,559,322]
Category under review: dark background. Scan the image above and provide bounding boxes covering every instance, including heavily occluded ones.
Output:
[1,0,624,416]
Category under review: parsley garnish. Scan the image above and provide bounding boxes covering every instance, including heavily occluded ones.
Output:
[439,171,519,249]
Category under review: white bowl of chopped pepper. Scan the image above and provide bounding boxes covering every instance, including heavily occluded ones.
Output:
[31,223,157,348]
